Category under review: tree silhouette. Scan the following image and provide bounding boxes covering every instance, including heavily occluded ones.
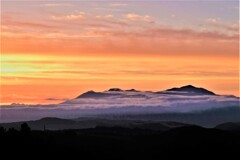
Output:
[0,126,6,134]
[7,128,19,136]
[20,123,31,134]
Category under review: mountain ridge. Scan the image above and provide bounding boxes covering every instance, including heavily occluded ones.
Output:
[75,85,217,99]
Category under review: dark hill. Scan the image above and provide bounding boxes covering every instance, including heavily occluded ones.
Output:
[215,122,240,131]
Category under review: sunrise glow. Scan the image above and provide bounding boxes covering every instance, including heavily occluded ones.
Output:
[1,1,239,104]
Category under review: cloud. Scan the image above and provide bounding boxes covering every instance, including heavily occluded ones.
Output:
[2,26,238,57]
[51,11,154,25]
[125,13,154,23]
[145,27,238,40]
[51,12,86,20]
[206,18,239,32]
[110,3,128,7]
[45,98,69,101]
[39,3,73,7]
[2,10,238,57]
[8,11,232,43]
[88,26,238,41]
[51,12,127,27]
[96,14,114,19]
[3,19,55,29]
[48,12,236,41]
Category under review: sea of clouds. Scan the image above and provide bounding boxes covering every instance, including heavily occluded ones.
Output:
[0,90,239,123]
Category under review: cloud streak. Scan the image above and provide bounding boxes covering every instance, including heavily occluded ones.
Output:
[45,98,69,101]
[2,19,55,29]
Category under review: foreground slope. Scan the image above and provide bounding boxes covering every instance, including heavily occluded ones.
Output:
[1,124,240,158]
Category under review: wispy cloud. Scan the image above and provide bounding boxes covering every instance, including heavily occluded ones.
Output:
[50,11,126,27]
[51,12,86,20]
[45,98,69,101]
[48,12,237,41]
[5,6,239,67]
[39,3,73,7]
[3,19,55,29]
[145,27,238,40]
[110,3,128,7]
[206,18,239,32]
[125,13,155,23]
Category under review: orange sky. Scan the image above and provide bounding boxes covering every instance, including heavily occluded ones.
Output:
[0,1,239,104]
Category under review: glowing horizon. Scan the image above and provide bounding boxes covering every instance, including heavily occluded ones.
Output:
[1,1,239,104]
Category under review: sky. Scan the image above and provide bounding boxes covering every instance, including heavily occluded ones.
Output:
[0,0,239,104]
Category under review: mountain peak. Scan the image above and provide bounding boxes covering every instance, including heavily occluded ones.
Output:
[108,88,123,91]
[126,89,139,92]
[76,90,109,99]
[181,85,196,89]
[166,85,215,95]
[86,90,95,93]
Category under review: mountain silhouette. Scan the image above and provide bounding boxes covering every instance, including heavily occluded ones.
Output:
[125,89,139,92]
[76,85,216,99]
[108,88,123,91]
[76,90,121,99]
[165,85,216,95]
